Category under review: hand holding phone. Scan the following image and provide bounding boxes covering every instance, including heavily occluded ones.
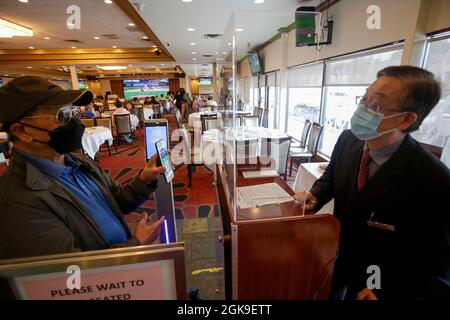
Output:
[139,153,166,184]
[155,139,174,183]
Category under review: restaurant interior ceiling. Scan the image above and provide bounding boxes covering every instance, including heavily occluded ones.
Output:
[0,0,322,79]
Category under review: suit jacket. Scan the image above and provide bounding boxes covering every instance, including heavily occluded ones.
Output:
[311,130,450,299]
[0,151,157,260]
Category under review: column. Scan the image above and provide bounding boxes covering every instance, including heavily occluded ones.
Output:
[278,32,289,132]
[69,65,79,90]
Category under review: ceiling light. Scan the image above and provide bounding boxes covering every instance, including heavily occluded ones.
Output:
[222,52,227,54]
[27,66,32,69]
[152,45,157,48]
[254,0,264,4]
[161,64,165,66]
[235,28,244,32]
[187,28,195,32]
[44,36,50,40]
[216,52,219,54]
[0,18,33,38]
[228,42,232,46]
[142,36,148,39]
[4,74,8,76]
[128,64,133,67]
[192,52,197,54]
[71,46,76,49]
[182,0,193,2]
[94,36,100,40]
[112,45,117,48]
[192,58,197,60]
[97,65,127,70]
[28,46,34,49]
[104,0,113,4]
[189,42,196,45]
[128,23,135,27]
[18,0,29,3]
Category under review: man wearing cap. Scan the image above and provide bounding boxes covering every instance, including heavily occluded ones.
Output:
[0,76,166,260]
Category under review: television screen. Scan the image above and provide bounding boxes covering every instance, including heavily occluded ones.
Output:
[0,79,3,87]
[199,77,212,85]
[295,6,318,47]
[78,81,87,89]
[123,78,169,100]
[248,52,262,75]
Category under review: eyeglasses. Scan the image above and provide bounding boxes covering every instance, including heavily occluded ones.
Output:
[22,106,81,126]
[360,96,400,114]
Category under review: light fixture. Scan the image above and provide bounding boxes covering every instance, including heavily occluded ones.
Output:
[28,46,34,49]
[94,36,100,40]
[222,51,227,54]
[44,36,50,40]
[0,18,33,38]
[27,66,32,69]
[18,0,29,3]
[161,64,165,66]
[254,0,264,4]
[215,52,219,54]
[128,23,135,27]
[128,64,133,67]
[182,0,193,2]
[71,46,76,49]
[112,45,117,48]
[192,52,197,54]
[97,65,127,70]
[104,0,113,4]
[235,28,244,32]
[152,45,157,48]
[189,42,196,46]
[187,28,195,32]
[4,74,8,76]
[142,36,148,39]
[228,42,232,46]
[192,58,197,60]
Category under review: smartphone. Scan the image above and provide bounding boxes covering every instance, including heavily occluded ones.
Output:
[155,139,174,183]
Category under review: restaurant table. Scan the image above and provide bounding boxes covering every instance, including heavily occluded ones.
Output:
[82,126,113,159]
[293,162,335,214]
[215,159,340,299]
[201,127,290,170]
[143,108,154,120]
[188,111,223,130]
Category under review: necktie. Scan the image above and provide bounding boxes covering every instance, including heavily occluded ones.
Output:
[357,149,371,191]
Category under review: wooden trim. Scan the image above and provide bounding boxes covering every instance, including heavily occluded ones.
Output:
[114,0,175,61]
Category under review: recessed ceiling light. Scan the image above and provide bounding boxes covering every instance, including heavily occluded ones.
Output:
[192,52,197,54]
[142,36,148,39]
[18,0,29,3]
[104,0,113,4]
[152,45,157,48]
[187,28,195,32]
[235,28,244,32]
[22,74,26,76]
[27,66,32,69]
[28,46,34,49]
[192,58,197,60]
[222,52,227,54]
[128,64,133,67]
[254,0,264,4]
[182,0,193,2]
[4,74,8,76]
[97,65,127,70]
[44,36,50,40]
[112,46,117,48]
[216,52,219,54]
[94,36,100,40]
[71,46,76,49]
[189,42,196,46]
[128,23,135,27]
[228,42,232,46]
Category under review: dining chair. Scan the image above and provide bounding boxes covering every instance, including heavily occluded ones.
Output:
[243,116,260,127]
[80,118,95,128]
[288,122,324,176]
[205,118,220,131]
[261,108,269,128]
[200,114,218,133]
[260,136,293,180]
[179,127,209,187]
[199,106,212,113]
[94,117,116,156]
[114,114,133,145]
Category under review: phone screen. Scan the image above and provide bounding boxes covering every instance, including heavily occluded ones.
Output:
[155,139,174,183]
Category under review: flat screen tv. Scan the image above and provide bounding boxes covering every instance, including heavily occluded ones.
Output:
[199,77,212,85]
[78,81,87,89]
[122,78,169,100]
[248,51,262,75]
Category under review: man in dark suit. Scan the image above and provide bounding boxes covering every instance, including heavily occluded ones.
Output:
[295,66,449,300]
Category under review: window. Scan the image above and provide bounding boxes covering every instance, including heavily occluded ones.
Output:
[321,46,403,155]
[412,33,450,148]
[258,74,266,109]
[251,76,259,107]
[286,62,323,141]
[267,71,280,129]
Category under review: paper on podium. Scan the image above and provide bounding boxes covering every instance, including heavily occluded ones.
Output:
[242,170,279,179]
[237,182,294,209]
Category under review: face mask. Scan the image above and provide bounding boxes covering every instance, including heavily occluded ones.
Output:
[350,103,406,141]
[20,118,85,154]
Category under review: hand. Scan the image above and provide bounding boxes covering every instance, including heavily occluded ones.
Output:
[356,288,378,300]
[133,212,165,245]
[139,154,166,184]
[293,191,318,211]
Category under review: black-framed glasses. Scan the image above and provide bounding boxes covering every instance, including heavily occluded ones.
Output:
[360,95,400,114]
[22,106,81,126]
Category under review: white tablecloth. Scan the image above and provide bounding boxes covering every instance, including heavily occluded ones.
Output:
[143,108,154,120]
[200,127,290,170]
[292,162,334,214]
[441,138,450,169]
[82,126,113,159]
[188,112,223,130]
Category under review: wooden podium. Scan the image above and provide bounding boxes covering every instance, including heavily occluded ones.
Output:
[215,161,340,300]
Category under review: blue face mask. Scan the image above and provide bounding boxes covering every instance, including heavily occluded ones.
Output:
[350,103,406,141]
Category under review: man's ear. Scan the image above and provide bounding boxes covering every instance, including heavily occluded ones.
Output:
[399,112,417,131]
[9,122,34,143]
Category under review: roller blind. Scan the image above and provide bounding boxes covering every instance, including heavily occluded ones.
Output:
[287,62,324,87]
